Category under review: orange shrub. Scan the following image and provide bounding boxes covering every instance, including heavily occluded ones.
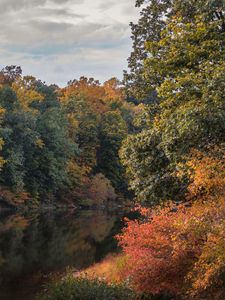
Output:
[117,199,225,298]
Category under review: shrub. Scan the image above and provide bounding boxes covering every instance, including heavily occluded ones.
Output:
[40,273,173,300]
[117,199,225,298]
[40,274,136,300]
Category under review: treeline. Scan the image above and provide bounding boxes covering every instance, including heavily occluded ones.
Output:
[0,68,139,207]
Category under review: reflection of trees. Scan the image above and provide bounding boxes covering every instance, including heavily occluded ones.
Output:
[65,211,117,268]
[0,210,121,285]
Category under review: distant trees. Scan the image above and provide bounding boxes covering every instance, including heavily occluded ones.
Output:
[60,76,134,195]
[0,65,22,86]
[0,81,77,199]
[96,110,128,192]
[0,70,134,206]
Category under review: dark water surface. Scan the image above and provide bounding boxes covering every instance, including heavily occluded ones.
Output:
[0,208,132,300]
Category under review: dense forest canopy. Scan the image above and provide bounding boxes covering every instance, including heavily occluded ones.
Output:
[0,69,139,207]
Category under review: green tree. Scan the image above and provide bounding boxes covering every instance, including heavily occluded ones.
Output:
[0,86,38,191]
[0,82,78,199]
[62,95,100,173]
[123,0,171,100]
[124,0,225,100]
[96,111,127,192]
[121,6,225,203]
[0,107,5,169]
[26,83,78,196]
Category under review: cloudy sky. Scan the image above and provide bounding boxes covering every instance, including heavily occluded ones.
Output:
[0,0,139,86]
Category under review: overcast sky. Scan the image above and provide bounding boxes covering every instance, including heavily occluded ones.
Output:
[0,0,139,86]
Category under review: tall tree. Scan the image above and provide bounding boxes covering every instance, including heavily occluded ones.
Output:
[0,86,37,191]
[0,65,22,86]
[26,82,78,196]
[121,2,225,203]
[124,0,225,100]
[96,110,128,192]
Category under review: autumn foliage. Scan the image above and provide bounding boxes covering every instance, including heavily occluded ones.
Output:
[0,66,135,205]
[117,147,225,299]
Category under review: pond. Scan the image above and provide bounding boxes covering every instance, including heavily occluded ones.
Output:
[0,208,134,300]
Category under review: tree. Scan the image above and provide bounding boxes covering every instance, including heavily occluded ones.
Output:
[12,76,44,112]
[0,86,38,191]
[96,111,127,192]
[0,80,78,198]
[61,93,100,173]
[61,78,133,194]
[121,6,225,203]
[0,65,22,86]
[145,16,225,159]
[0,107,5,169]
[103,78,124,103]
[25,82,78,196]
[0,70,132,205]
[123,0,171,100]
[124,0,225,100]
[65,77,106,114]
[120,130,180,204]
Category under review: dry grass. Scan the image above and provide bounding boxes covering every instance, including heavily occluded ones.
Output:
[78,254,127,284]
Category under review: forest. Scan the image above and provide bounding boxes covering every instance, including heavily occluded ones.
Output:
[0,69,136,208]
[0,0,225,299]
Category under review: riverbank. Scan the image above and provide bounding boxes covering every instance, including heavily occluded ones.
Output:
[0,193,133,214]
[39,259,172,300]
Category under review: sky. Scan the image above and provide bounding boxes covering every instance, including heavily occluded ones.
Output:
[0,0,139,86]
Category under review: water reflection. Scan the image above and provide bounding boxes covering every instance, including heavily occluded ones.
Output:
[0,209,129,300]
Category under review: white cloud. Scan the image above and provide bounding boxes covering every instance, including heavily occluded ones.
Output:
[0,0,139,86]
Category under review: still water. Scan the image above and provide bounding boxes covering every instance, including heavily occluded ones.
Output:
[0,208,133,300]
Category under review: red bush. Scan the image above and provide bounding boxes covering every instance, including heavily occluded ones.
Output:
[117,149,225,298]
